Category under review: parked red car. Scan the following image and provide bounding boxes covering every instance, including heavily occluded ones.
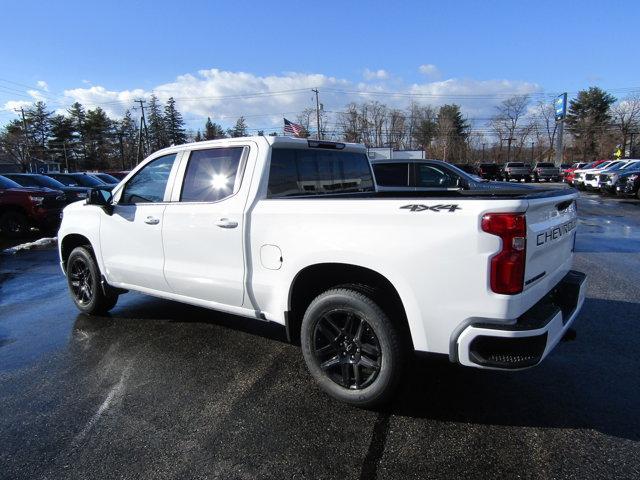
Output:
[0,175,65,237]
[563,162,591,183]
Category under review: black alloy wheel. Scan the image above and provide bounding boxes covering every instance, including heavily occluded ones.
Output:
[312,309,381,390]
[69,256,94,307]
[301,288,405,407]
[66,246,119,314]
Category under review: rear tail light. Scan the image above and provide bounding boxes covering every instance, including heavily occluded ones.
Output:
[481,212,527,294]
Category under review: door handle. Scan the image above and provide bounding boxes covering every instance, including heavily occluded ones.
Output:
[215,218,238,229]
[144,216,160,225]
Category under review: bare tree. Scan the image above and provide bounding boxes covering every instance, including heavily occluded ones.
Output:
[491,95,530,161]
[611,95,640,156]
[535,100,558,160]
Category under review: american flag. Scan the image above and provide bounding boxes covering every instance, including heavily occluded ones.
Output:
[283,118,303,137]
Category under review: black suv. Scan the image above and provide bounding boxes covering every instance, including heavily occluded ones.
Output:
[615,168,640,199]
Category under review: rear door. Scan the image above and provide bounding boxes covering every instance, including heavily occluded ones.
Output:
[524,193,578,289]
[162,144,252,307]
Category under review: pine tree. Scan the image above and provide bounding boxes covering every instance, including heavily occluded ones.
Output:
[194,130,202,142]
[204,117,225,140]
[163,97,187,145]
[48,114,75,168]
[117,110,139,169]
[68,102,87,167]
[25,101,52,159]
[228,116,248,138]
[147,94,168,152]
[566,87,616,161]
[436,104,469,161]
[83,107,113,170]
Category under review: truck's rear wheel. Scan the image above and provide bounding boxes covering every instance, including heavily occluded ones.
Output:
[67,246,118,315]
[301,288,405,407]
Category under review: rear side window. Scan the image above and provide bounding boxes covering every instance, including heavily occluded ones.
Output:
[181,147,244,202]
[414,164,459,188]
[268,148,374,197]
[373,163,409,187]
[121,154,177,204]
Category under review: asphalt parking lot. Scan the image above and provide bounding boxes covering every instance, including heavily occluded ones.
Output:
[1,188,639,480]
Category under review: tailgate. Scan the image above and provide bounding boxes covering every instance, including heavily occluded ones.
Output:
[524,191,578,290]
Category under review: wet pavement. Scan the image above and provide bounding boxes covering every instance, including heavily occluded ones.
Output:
[1,189,639,480]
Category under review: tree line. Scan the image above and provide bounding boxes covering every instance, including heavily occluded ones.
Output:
[1,86,638,171]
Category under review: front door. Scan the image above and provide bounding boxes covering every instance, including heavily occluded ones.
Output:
[100,153,178,292]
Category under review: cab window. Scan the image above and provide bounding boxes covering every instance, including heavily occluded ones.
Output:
[180,147,244,202]
[121,154,177,204]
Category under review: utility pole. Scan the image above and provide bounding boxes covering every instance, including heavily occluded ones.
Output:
[134,99,149,164]
[311,88,322,140]
[554,92,567,166]
[530,141,535,162]
[15,107,31,168]
[481,143,486,162]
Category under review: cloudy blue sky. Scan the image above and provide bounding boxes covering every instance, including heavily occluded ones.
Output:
[1,0,638,132]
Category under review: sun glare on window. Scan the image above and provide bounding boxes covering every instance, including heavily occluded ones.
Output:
[211,174,229,190]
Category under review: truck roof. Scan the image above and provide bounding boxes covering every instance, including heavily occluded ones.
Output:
[148,136,367,157]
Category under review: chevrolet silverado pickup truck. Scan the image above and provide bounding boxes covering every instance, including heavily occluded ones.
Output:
[57,136,586,406]
[531,162,561,182]
[502,162,532,182]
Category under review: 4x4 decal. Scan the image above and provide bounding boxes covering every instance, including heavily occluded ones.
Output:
[400,204,461,212]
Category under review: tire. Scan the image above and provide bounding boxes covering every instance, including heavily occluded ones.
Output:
[636,189,640,201]
[66,246,118,315]
[0,211,29,238]
[301,288,405,407]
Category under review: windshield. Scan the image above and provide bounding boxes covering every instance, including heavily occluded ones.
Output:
[603,162,627,171]
[623,162,640,172]
[94,173,119,183]
[0,175,23,189]
[621,161,640,170]
[6,174,65,189]
[536,163,554,168]
[506,163,525,167]
[70,174,105,187]
[597,162,612,169]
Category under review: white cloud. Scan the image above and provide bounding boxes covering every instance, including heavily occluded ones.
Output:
[419,64,440,78]
[363,69,389,80]
[1,68,543,132]
[36,80,49,91]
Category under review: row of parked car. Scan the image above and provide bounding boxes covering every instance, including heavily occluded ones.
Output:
[0,170,128,237]
[563,159,640,198]
[451,162,564,182]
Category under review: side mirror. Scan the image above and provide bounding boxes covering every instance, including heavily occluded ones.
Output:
[87,187,114,215]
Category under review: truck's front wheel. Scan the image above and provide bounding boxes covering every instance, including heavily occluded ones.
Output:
[301,288,405,407]
[67,246,119,315]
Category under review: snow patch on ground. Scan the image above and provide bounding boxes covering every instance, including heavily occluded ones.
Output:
[2,237,58,255]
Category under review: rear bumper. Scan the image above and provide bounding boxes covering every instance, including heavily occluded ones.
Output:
[455,270,586,370]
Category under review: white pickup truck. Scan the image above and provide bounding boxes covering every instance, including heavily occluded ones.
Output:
[58,136,586,406]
